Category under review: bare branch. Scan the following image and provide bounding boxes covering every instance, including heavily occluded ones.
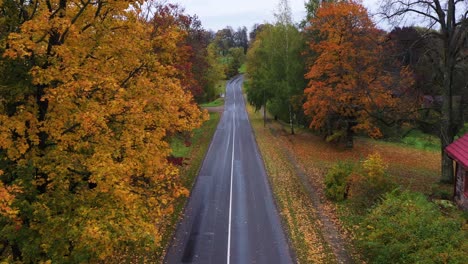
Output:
[379,0,447,28]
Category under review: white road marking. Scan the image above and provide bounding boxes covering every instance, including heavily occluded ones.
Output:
[227,84,236,264]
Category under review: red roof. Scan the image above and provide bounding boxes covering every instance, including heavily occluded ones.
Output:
[445,133,468,169]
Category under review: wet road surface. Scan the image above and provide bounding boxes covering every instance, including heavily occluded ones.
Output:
[164,76,293,264]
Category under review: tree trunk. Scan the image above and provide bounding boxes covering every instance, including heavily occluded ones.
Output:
[326,115,333,139]
[439,45,455,183]
[12,243,22,261]
[289,104,294,135]
[263,90,267,127]
[345,120,354,149]
[440,95,455,183]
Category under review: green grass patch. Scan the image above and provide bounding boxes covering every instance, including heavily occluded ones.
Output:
[216,80,227,95]
[401,130,440,151]
[170,136,190,158]
[199,97,224,107]
[238,63,246,74]
[179,112,220,186]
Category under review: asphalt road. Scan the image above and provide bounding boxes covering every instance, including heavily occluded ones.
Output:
[164,75,293,264]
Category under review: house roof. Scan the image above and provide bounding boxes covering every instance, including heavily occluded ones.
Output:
[445,133,468,169]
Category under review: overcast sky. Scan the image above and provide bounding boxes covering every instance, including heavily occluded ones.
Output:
[173,0,386,32]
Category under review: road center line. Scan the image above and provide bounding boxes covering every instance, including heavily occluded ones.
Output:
[227,86,236,264]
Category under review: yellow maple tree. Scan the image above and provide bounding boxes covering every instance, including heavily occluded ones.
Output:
[0,0,206,261]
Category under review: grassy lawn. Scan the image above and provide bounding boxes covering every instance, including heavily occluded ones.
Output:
[238,63,246,74]
[170,135,191,158]
[275,127,442,195]
[398,129,440,151]
[199,97,224,107]
[395,123,467,151]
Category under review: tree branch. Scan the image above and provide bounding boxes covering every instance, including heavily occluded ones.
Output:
[120,63,146,88]
[61,123,80,135]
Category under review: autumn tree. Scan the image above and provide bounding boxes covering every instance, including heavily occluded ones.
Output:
[188,25,220,102]
[379,0,468,183]
[0,0,206,261]
[151,3,223,102]
[303,1,414,148]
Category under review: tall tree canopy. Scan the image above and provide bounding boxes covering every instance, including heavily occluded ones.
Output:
[0,0,206,261]
[151,3,224,102]
[303,1,414,147]
[245,24,275,113]
[380,0,468,183]
[245,0,306,132]
[203,41,226,101]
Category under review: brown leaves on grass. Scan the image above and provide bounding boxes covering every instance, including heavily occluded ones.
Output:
[247,105,334,263]
[284,130,439,194]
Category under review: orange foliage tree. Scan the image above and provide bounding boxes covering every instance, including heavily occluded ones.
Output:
[0,0,206,261]
[151,3,212,100]
[303,1,413,148]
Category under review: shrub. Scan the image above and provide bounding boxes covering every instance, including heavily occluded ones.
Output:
[361,191,468,263]
[401,129,440,151]
[324,162,354,201]
[348,153,395,209]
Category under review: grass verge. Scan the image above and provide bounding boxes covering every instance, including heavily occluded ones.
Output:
[400,129,440,151]
[178,112,221,187]
[199,97,224,108]
[246,104,336,263]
